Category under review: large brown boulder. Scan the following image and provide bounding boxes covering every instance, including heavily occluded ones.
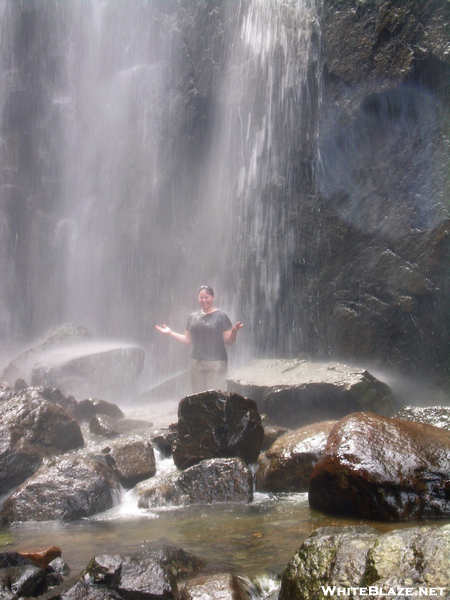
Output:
[309,412,450,521]
[0,455,121,523]
[255,421,336,493]
[172,391,264,470]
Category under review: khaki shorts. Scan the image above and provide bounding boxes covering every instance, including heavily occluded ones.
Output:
[189,359,228,394]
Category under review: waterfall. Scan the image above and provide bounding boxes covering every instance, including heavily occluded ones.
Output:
[0,0,321,383]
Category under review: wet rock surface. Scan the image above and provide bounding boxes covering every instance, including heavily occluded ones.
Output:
[58,545,203,600]
[74,398,125,422]
[0,550,67,599]
[0,387,84,495]
[137,457,253,508]
[309,412,450,521]
[89,414,153,438]
[172,391,264,470]
[227,359,396,427]
[106,439,156,488]
[0,455,121,523]
[180,573,252,599]
[279,524,450,600]
[395,405,450,430]
[1,324,145,401]
[152,424,178,458]
[0,387,84,455]
[255,420,336,493]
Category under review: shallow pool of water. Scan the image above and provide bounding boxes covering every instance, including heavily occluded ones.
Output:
[1,400,449,585]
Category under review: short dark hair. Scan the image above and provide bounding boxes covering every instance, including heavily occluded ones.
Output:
[198,285,214,296]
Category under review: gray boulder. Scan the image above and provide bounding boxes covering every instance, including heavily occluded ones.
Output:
[255,421,336,493]
[0,455,121,523]
[227,359,396,427]
[1,323,145,400]
[172,390,264,470]
[309,412,450,520]
[279,524,450,600]
[61,545,203,600]
[137,457,253,508]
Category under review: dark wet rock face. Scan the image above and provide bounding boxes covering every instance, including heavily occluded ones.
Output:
[279,524,450,599]
[0,456,121,523]
[0,388,84,455]
[61,545,203,600]
[0,388,84,495]
[137,457,253,508]
[75,398,125,422]
[228,360,396,427]
[172,391,264,470]
[255,421,336,493]
[309,412,450,521]
[0,551,67,598]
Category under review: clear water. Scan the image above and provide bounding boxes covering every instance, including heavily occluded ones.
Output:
[2,401,448,588]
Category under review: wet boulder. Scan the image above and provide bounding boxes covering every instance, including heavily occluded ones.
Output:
[255,421,336,493]
[89,414,152,438]
[1,323,145,400]
[260,419,288,451]
[0,552,60,598]
[279,524,450,599]
[137,457,253,508]
[172,390,264,470]
[227,359,396,428]
[152,424,178,458]
[75,398,125,422]
[35,386,79,417]
[181,573,252,599]
[309,412,450,521]
[62,545,203,600]
[0,564,47,598]
[1,323,94,383]
[0,390,84,495]
[395,405,450,430]
[0,388,84,454]
[106,439,156,488]
[0,455,121,523]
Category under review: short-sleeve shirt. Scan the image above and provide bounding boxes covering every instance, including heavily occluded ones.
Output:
[186,310,233,361]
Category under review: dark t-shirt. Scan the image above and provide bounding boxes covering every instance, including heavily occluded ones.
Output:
[186,310,233,361]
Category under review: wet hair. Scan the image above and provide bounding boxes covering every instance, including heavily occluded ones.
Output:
[198,285,214,296]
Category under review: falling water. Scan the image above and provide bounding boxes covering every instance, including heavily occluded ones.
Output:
[0,0,321,387]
